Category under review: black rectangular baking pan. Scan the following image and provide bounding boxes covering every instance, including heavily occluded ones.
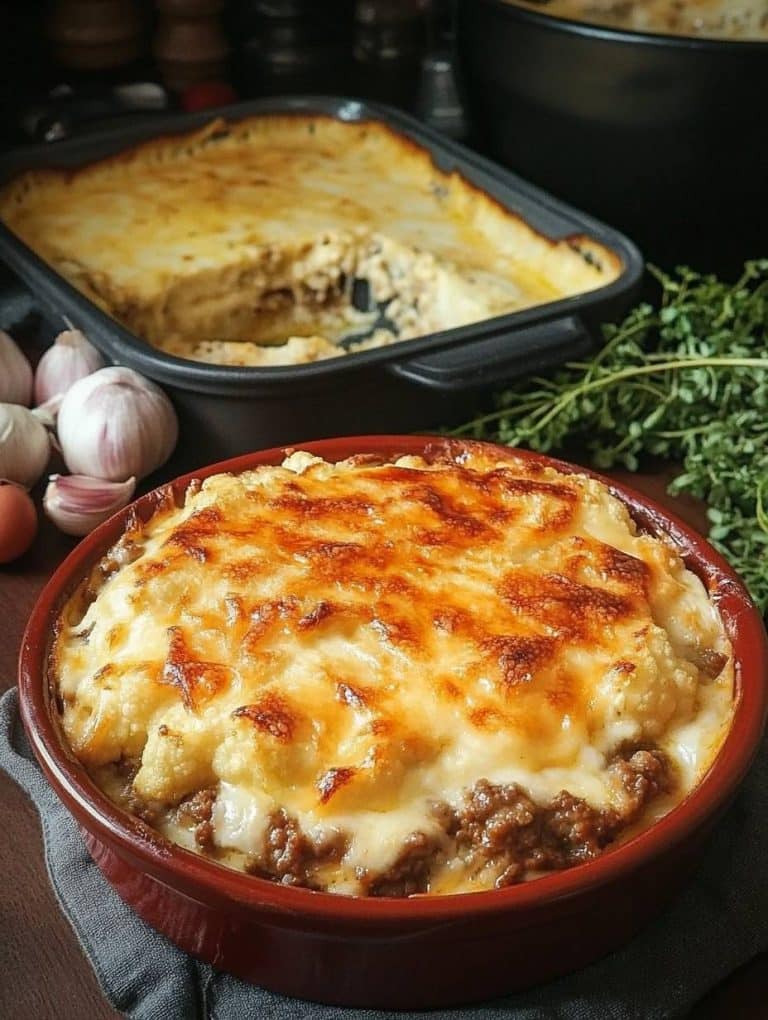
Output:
[0,95,643,468]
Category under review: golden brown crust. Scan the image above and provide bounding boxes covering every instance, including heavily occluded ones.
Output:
[50,445,734,895]
[0,115,622,366]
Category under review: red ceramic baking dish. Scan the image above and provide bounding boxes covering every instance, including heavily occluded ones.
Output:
[18,436,768,1009]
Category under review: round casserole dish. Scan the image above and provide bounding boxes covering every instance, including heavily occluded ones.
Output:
[18,436,768,1009]
[456,0,768,273]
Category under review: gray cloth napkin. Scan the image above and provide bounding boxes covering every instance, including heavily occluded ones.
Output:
[2,687,767,1020]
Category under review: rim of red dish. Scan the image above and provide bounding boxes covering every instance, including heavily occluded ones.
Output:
[18,435,768,924]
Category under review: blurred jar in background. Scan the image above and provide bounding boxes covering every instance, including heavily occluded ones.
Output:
[229,1,354,97]
[353,0,426,109]
[415,0,468,139]
[47,0,144,71]
[153,0,230,93]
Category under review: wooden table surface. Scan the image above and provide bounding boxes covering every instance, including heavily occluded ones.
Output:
[0,464,765,1020]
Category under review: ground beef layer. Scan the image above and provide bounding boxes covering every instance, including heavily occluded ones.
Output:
[120,746,673,897]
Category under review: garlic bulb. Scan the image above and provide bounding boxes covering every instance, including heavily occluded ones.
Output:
[0,403,51,488]
[0,330,33,406]
[57,367,178,482]
[44,474,136,536]
[34,329,105,407]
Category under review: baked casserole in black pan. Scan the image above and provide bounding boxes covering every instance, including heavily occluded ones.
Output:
[0,97,642,464]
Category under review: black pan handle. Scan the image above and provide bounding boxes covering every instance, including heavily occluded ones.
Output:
[387,315,591,392]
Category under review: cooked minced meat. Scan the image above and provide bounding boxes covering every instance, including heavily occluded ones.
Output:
[450,748,673,889]
[113,747,673,895]
[609,748,671,819]
[365,832,442,898]
[451,781,619,886]
[245,809,347,889]
[177,787,218,852]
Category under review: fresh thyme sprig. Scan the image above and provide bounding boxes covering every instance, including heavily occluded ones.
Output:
[451,260,768,611]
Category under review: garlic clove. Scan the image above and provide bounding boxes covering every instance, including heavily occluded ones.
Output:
[35,394,66,425]
[57,367,178,482]
[0,330,33,406]
[33,326,105,405]
[43,474,136,536]
[0,403,51,488]
[33,329,105,407]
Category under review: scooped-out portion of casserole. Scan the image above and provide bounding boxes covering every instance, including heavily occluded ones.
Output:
[0,116,621,367]
[50,441,733,897]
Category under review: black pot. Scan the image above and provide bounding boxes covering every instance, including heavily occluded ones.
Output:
[457,0,768,274]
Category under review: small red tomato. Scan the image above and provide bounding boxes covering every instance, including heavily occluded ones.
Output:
[0,482,38,564]
[181,81,238,113]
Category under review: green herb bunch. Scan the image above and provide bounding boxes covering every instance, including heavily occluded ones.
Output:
[452,260,768,611]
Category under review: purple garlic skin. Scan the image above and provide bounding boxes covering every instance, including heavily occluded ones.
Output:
[44,474,136,536]
[0,330,33,406]
[34,329,105,407]
[57,366,178,482]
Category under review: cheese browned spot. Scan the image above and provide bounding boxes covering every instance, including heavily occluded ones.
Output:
[54,443,733,896]
[0,116,620,367]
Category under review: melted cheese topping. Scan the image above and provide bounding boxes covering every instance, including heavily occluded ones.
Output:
[510,0,768,38]
[52,444,733,894]
[0,116,620,366]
